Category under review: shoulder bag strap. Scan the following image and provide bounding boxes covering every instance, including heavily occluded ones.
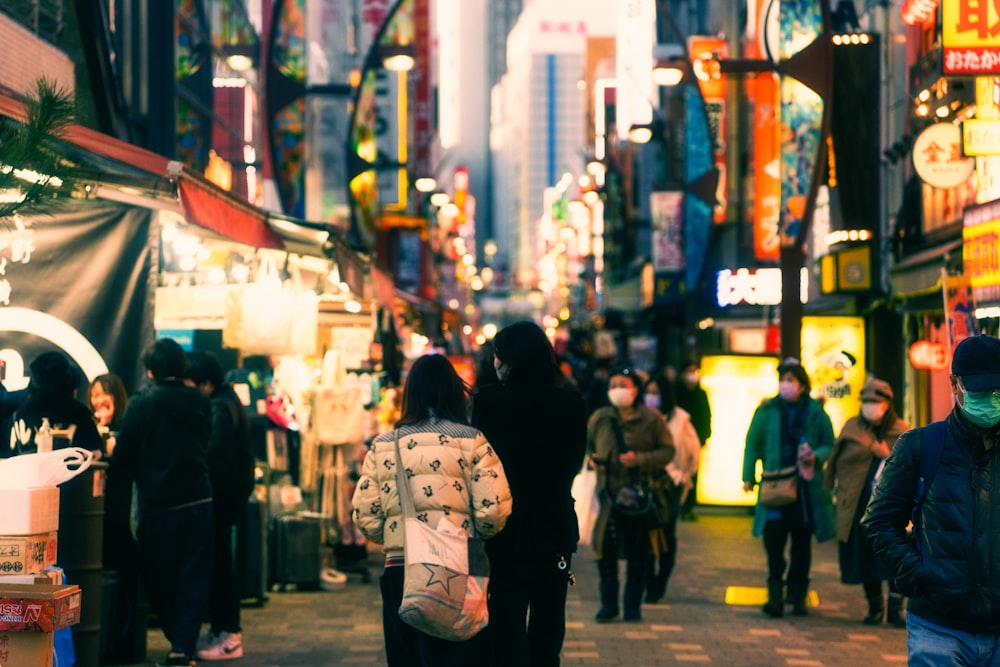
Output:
[393,430,416,520]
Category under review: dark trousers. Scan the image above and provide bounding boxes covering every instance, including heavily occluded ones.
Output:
[138,500,213,656]
[762,516,812,597]
[598,510,651,586]
[208,502,243,634]
[380,565,495,667]
[488,552,572,667]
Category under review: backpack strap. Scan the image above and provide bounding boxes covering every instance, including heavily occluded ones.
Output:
[912,421,946,525]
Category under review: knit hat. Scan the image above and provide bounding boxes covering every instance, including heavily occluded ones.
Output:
[860,378,893,402]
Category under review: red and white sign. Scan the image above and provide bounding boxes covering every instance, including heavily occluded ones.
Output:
[650,191,684,272]
[942,0,1000,75]
[689,36,728,225]
[909,340,950,370]
[912,122,975,189]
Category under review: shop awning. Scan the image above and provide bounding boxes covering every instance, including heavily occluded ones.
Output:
[1,93,284,250]
[890,239,962,298]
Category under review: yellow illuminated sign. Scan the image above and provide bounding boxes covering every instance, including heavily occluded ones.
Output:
[698,355,779,507]
[962,119,1000,156]
[801,316,866,435]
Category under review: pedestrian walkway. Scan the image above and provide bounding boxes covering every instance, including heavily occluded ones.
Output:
[124,510,908,666]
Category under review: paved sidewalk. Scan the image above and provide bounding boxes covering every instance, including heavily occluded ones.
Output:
[123,510,908,666]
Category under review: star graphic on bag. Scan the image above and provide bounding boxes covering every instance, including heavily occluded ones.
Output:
[422,564,461,594]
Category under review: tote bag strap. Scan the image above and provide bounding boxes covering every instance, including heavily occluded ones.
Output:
[393,430,417,520]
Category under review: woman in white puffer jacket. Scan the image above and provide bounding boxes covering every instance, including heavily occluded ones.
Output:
[352,354,512,667]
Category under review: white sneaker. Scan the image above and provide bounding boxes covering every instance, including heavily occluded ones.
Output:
[196,631,243,660]
[196,631,218,652]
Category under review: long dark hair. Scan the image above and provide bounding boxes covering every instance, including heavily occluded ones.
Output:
[493,321,560,389]
[396,354,470,427]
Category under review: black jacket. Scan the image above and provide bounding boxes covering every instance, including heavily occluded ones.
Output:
[862,408,1000,632]
[471,382,587,557]
[207,384,254,510]
[110,379,212,512]
[9,391,104,455]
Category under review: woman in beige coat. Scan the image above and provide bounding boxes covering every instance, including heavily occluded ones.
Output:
[823,378,909,626]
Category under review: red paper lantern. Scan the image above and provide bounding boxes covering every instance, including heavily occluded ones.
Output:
[909,340,950,371]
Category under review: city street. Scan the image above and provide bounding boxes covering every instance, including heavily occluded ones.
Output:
[128,510,908,666]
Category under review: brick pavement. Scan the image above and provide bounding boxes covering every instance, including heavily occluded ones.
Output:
[123,509,908,666]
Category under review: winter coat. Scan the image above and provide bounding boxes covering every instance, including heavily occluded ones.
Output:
[823,414,909,542]
[111,379,212,512]
[351,418,512,559]
[742,395,835,542]
[470,383,587,557]
[862,409,1000,633]
[586,405,675,559]
[665,407,702,503]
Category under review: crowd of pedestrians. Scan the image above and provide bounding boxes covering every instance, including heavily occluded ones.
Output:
[9,327,1000,667]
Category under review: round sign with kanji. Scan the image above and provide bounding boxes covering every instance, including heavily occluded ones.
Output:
[912,122,975,189]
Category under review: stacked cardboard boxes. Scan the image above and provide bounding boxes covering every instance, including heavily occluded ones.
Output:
[0,487,80,665]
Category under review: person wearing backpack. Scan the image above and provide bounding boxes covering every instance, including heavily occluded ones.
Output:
[863,335,1000,665]
[186,351,255,661]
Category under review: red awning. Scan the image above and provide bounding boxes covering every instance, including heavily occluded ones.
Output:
[0,93,283,249]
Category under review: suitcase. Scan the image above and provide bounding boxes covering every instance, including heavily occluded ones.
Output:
[270,513,322,590]
[237,495,268,606]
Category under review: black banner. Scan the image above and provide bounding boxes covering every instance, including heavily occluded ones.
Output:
[0,202,155,397]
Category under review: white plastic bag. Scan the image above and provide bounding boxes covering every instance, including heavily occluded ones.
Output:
[571,465,600,546]
[0,448,94,489]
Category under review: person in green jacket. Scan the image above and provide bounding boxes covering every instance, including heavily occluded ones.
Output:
[742,358,835,618]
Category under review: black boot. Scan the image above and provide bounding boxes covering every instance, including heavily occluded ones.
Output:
[787,580,809,616]
[887,593,906,628]
[623,583,643,622]
[595,581,620,623]
[863,594,885,625]
[762,581,784,618]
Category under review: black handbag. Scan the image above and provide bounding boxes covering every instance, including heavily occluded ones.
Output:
[607,418,660,521]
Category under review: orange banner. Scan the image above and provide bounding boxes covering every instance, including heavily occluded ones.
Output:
[689,36,728,224]
[746,0,781,261]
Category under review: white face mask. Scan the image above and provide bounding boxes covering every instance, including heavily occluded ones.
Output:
[861,402,887,423]
[608,387,636,408]
[684,371,700,386]
[643,394,661,410]
[779,380,801,402]
[494,360,507,381]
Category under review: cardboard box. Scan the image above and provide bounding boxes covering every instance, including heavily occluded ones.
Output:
[0,584,81,632]
[0,631,54,667]
[0,488,59,535]
[0,533,57,575]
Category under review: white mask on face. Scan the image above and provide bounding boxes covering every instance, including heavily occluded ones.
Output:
[608,387,636,408]
[684,371,700,386]
[861,402,887,423]
[778,380,801,402]
[643,394,661,410]
[494,360,508,381]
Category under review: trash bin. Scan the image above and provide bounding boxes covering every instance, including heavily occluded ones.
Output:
[57,460,107,667]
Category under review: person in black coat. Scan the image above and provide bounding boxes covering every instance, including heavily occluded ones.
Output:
[9,350,103,456]
[471,321,587,667]
[185,350,254,660]
[111,338,213,667]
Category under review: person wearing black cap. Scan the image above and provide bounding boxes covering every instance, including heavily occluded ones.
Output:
[824,378,910,626]
[864,334,1000,663]
[742,358,835,618]
[8,350,104,456]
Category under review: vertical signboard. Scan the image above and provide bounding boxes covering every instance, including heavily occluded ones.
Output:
[615,0,655,141]
[689,36,728,224]
[746,0,781,261]
[964,198,1000,305]
[651,191,685,272]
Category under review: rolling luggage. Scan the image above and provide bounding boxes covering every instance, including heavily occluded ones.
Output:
[237,495,268,606]
[270,513,322,590]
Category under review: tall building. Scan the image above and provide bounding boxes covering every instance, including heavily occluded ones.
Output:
[490,0,616,287]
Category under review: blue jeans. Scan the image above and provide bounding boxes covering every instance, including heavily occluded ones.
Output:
[908,612,1000,666]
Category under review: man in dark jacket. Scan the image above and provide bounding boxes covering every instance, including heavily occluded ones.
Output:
[185,351,254,661]
[863,335,1000,664]
[111,338,212,667]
